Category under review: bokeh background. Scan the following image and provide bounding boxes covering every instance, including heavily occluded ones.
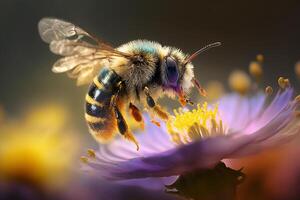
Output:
[1,0,300,199]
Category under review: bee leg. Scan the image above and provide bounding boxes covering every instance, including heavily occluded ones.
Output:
[129,102,145,130]
[192,78,207,97]
[144,87,169,122]
[144,107,161,127]
[111,82,139,151]
[113,104,139,151]
[177,87,195,107]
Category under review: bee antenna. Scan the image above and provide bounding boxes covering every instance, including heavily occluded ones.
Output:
[184,42,221,64]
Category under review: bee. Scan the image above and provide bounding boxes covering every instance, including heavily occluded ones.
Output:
[38,18,220,150]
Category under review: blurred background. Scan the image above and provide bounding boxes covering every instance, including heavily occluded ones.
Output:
[1,0,300,199]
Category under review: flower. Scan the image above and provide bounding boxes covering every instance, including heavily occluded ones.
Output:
[82,82,300,188]
[0,103,177,200]
[0,103,78,189]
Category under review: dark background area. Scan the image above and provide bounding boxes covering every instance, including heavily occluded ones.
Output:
[0,0,300,139]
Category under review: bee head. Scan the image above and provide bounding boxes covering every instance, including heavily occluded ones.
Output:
[161,52,194,97]
[161,42,221,97]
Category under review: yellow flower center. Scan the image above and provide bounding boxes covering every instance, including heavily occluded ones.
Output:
[167,102,226,144]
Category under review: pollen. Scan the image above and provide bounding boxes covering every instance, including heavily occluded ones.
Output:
[167,102,226,143]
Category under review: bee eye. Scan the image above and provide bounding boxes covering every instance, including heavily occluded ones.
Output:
[165,57,179,84]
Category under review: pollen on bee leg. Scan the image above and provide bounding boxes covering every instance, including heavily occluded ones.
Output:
[177,89,187,107]
[87,149,96,159]
[145,108,161,127]
[265,86,273,95]
[129,103,145,130]
[151,119,161,127]
[153,105,169,121]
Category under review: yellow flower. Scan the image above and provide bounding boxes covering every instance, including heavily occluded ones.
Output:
[0,103,78,189]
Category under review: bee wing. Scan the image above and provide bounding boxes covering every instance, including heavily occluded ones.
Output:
[38,18,132,85]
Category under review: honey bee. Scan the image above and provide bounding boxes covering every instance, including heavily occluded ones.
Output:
[38,18,220,150]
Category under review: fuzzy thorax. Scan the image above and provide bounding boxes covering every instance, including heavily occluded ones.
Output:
[110,40,194,102]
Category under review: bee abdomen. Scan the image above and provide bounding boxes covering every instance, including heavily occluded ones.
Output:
[85,67,122,142]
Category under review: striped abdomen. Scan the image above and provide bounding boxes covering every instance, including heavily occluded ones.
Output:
[85,67,122,142]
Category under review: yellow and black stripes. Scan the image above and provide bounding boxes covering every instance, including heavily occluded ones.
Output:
[85,67,122,141]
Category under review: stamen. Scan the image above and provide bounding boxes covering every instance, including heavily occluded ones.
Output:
[294,111,300,118]
[256,54,264,63]
[199,124,209,137]
[284,78,290,87]
[228,70,251,95]
[294,95,300,103]
[249,61,263,80]
[167,102,225,143]
[265,86,273,95]
[80,156,89,164]
[172,133,183,145]
[295,61,300,78]
[87,149,96,159]
[278,77,285,88]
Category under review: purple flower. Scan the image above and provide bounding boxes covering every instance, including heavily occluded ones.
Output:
[82,87,300,186]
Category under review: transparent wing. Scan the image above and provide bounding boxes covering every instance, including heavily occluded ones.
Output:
[38,17,95,44]
[38,18,131,86]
